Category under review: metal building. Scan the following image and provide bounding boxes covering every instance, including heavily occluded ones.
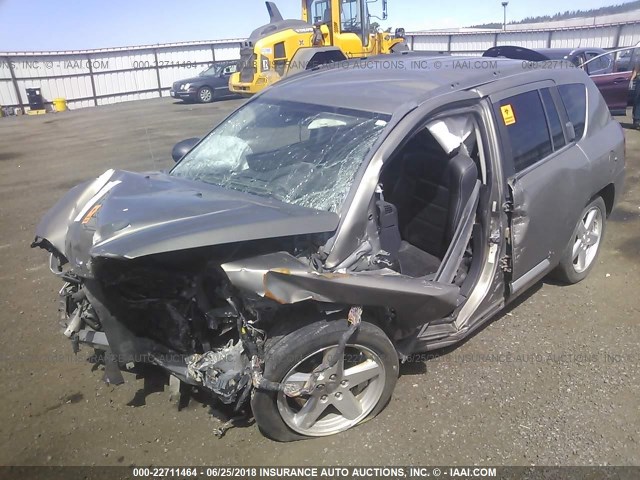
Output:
[0,40,241,112]
[1,19,640,113]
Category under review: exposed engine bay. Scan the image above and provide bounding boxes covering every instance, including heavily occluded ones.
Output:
[53,240,348,409]
[46,215,392,416]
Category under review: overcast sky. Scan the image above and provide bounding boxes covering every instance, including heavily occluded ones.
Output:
[0,0,625,52]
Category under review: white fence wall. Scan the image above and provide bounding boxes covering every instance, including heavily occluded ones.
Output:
[2,19,640,112]
[497,32,549,49]
[408,20,640,56]
[0,40,241,112]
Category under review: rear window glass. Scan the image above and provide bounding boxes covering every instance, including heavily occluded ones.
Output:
[558,83,587,139]
[540,88,566,150]
[498,90,553,173]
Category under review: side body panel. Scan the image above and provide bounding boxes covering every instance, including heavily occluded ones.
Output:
[224,252,460,329]
[506,147,590,285]
[577,81,626,208]
[490,81,592,290]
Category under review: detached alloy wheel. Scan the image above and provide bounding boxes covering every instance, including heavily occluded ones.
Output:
[552,196,607,284]
[251,319,398,442]
[197,86,213,103]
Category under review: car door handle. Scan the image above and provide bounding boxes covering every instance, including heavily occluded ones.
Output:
[612,77,627,84]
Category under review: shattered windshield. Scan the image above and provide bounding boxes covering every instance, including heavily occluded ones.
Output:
[170,99,389,212]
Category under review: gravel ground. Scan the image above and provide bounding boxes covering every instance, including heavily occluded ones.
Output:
[0,97,638,467]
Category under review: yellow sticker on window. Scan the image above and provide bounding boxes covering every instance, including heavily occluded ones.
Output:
[501,104,516,126]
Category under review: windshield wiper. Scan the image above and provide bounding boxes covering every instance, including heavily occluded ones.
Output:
[223,176,279,199]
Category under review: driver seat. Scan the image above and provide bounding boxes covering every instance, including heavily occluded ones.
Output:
[393,148,478,277]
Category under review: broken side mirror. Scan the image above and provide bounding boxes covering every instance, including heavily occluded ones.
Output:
[172,137,200,162]
[565,122,576,143]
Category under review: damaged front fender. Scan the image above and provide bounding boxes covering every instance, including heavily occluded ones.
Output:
[224,252,460,328]
[32,169,119,260]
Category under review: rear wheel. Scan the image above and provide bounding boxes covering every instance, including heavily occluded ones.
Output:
[197,86,213,103]
[251,319,398,441]
[551,197,606,284]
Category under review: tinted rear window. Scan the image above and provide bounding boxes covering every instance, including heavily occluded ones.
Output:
[540,88,566,150]
[558,83,587,139]
[498,90,553,173]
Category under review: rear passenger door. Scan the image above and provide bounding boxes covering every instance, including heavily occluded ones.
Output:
[491,82,590,295]
[586,48,634,115]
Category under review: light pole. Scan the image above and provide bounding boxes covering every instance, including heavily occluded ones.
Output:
[502,2,509,31]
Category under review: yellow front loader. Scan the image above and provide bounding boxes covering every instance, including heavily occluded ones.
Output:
[229,0,407,95]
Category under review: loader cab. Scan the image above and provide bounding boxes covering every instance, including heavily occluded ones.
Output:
[305,0,370,48]
[306,0,331,24]
[340,0,370,46]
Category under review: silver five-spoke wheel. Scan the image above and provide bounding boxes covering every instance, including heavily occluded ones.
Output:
[572,205,602,274]
[551,197,607,284]
[251,319,398,441]
[277,345,386,437]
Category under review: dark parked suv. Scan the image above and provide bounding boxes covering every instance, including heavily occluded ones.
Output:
[33,55,624,441]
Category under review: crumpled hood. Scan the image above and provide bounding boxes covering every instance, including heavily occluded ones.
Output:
[33,169,339,271]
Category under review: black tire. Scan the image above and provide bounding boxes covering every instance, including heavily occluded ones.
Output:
[550,196,607,284]
[251,319,399,442]
[197,86,213,103]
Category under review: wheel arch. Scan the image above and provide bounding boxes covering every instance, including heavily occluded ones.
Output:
[264,302,395,350]
[593,183,615,217]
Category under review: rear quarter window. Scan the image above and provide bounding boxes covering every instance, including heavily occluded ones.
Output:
[558,83,587,139]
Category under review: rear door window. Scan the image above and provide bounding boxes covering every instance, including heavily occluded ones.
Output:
[496,90,553,173]
[558,84,587,139]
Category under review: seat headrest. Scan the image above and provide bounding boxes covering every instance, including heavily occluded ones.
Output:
[449,152,477,178]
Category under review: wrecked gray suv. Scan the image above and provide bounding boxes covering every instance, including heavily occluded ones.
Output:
[32,55,624,441]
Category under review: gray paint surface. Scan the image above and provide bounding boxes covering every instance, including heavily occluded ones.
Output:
[262,56,530,115]
[34,169,339,267]
[224,252,460,327]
